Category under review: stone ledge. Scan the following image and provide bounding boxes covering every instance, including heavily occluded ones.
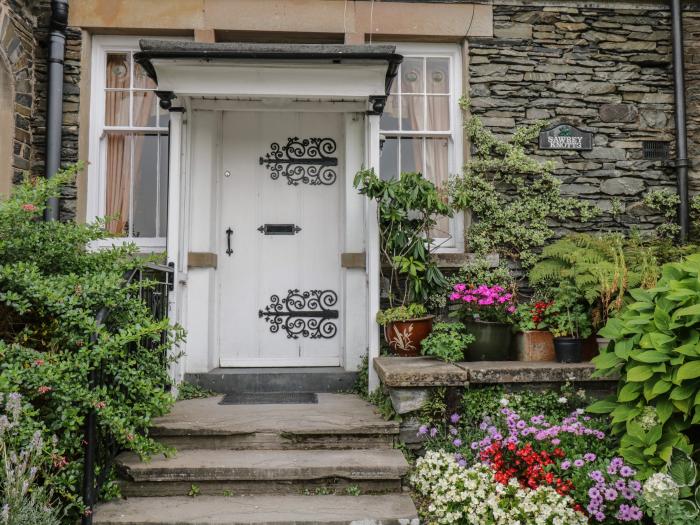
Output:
[374,357,619,388]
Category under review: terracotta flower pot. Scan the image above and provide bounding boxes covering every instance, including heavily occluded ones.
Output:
[515,330,555,362]
[384,315,435,357]
[463,320,513,361]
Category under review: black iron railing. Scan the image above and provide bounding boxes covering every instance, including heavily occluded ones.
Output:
[81,263,174,524]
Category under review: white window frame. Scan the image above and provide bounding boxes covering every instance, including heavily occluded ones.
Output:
[380,43,464,253]
[87,35,183,251]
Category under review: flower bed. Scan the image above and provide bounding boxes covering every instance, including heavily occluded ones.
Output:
[410,386,697,524]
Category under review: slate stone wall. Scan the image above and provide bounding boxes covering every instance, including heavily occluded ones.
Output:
[469,1,700,233]
[0,0,38,186]
[0,0,80,220]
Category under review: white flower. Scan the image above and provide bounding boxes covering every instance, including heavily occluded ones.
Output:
[499,398,509,406]
[557,396,568,404]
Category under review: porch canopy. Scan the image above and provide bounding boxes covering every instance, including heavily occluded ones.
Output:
[134,40,402,111]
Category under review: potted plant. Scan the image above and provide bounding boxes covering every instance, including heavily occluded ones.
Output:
[448,283,516,361]
[513,300,555,362]
[529,233,658,357]
[376,304,433,356]
[354,169,452,356]
[420,322,475,362]
[547,286,592,363]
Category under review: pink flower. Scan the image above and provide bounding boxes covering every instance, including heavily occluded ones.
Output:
[507,305,516,313]
[34,359,45,366]
[21,203,37,212]
[52,454,68,469]
[95,401,106,409]
[449,293,461,301]
[37,386,52,395]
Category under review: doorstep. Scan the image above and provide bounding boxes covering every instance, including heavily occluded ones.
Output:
[373,356,620,388]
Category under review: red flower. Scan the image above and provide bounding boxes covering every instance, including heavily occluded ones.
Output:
[37,385,52,394]
[34,359,45,366]
[22,203,37,212]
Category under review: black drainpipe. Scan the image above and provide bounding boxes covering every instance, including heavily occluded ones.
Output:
[44,0,69,221]
[671,0,689,242]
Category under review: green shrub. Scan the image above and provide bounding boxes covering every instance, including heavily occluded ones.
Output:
[589,254,700,478]
[420,322,475,362]
[0,166,184,518]
[529,233,658,329]
[353,169,451,306]
[375,304,427,325]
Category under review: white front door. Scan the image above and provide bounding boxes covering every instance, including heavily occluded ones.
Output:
[218,111,343,367]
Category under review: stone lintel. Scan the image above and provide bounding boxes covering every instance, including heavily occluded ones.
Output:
[373,357,618,388]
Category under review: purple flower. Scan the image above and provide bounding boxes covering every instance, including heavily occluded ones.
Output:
[561,460,571,470]
[417,425,428,436]
[589,470,604,483]
[458,459,467,467]
[584,453,597,462]
[450,413,460,424]
[551,438,561,445]
[470,441,479,450]
[628,506,643,520]
[604,487,618,501]
[621,487,636,500]
[429,427,438,437]
[615,479,627,491]
[453,438,463,447]
[516,420,526,430]
[588,487,601,499]
[594,511,606,522]
[574,459,585,468]
[449,426,458,436]
[629,480,641,492]
[619,465,635,478]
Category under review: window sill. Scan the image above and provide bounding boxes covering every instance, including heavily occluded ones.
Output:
[433,252,499,268]
[89,238,166,253]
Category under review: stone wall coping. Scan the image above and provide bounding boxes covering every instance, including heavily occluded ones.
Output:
[374,356,619,388]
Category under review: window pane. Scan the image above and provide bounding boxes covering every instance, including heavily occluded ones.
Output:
[425,137,450,239]
[132,134,159,238]
[132,91,158,127]
[400,137,423,175]
[134,61,156,89]
[380,94,400,131]
[379,137,398,181]
[158,108,170,128]
[105,133,131,235]
[401,95,424,131]
[401,57,424,94]
[426,95,450,131]
[106,53,130,89]
[105,91,130,126]
[427,58,450,94]
[158,134,169,237]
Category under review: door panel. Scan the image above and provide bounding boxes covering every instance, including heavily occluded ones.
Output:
[219,111,343,367]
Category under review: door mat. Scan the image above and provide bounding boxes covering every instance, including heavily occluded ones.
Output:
[219,392,319,405]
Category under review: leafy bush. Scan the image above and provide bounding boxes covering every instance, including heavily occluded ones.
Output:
[589,254,700,478]
[353,169,451,307]
[449,101,598,268]
[420,322,474,362]
[529,233,658,328]
[641,451,700,524]
[0,167,184,517]
[514,300,554,332]
[1,393,62,525]
[375,303,427,325]
[546,285,593,339]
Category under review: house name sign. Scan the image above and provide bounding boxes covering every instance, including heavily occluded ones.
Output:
[538,124,593,151]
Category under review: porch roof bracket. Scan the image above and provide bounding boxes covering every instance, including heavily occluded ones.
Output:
[134,40,403,115]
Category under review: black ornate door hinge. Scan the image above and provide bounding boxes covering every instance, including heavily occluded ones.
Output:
[259,137,338,186]
[259,289,339,339]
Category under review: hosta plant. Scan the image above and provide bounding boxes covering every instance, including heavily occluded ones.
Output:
[588,254,700,478]
[641,451,700,524]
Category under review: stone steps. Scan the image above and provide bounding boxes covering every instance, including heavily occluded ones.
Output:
[93,495,420,524]
[95,393,417,524]
[116,449,409,496]
[150,394,397,450]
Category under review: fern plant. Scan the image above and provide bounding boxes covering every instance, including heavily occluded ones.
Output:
[529,233,658,328]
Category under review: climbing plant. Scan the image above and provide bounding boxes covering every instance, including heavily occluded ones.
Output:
[449,99,599,269]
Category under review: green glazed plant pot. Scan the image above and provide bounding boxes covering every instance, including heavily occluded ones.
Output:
[553,337,583,363]
[463,320,513,361]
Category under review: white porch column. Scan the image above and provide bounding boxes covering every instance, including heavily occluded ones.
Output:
[166,108,185,385]
[365,112,381,392]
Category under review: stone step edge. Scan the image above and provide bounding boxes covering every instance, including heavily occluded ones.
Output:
[93,494,419,525]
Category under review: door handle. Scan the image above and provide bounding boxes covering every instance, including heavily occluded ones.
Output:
[225,227,233,256]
